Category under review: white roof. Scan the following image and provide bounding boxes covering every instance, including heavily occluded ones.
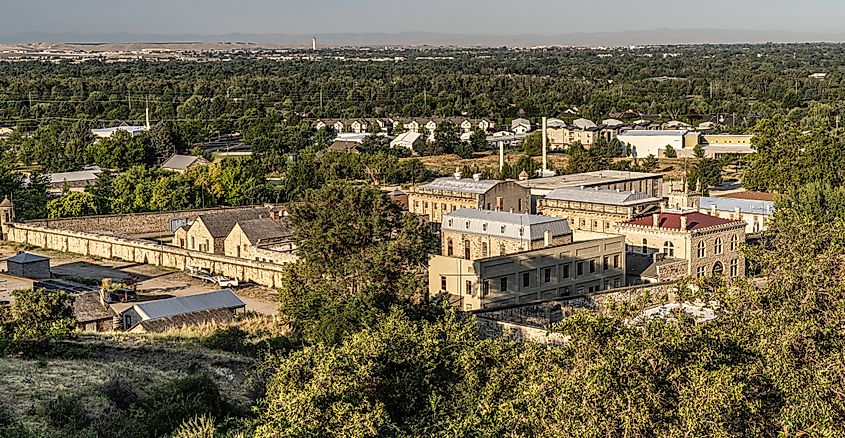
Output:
[602,118,625,127]
[545,187,661,206]
[700,197,774,215]
[618,130,688,137]
[511,118,530,127]
[49,169,101,185]
[572,118,597,129]
[443,208,571,241]
[162,154,203,170]
[131,289,244,321]
[546,118,568,128]
[91,125,148,136]
[417,177,501,194]
[390,131,422,145]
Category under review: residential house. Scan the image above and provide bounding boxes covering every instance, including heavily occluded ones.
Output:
[120,289,246,333]
[408,174,531,224]
[429,210,626,310]
[46,166,103,194]
[161,154,210,173]
[537,187,662,233]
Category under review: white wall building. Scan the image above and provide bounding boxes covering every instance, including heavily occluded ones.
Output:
[617,130,688,158]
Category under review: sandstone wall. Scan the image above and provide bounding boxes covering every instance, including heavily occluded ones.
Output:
[6,223,296,288]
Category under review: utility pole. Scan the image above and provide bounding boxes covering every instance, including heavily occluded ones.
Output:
[423,89,427,109]
[320,88,323,110]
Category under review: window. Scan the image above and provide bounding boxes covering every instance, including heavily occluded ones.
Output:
[465,221,470,229]
[613,255,620,268]
[447,239,453,256]
[519,227,524,237]
[663,241,675,257]
[697,241,706,258]
[190,236,195,250]
[482,281,490,297]
[576,286,585,295]
[464,240,471,260]
[499,243,506,256]
[712,261,724,276]
[500,225,506,233]
[518,199,523,211]
[440,276,447,291]
[522,272,530,288]
[441,203,447,210]
[562,264,571,279]
[424,202,428,209]
[603,256,609,271]
[561,287,571,297]
[576,262,584,276]
[593,220,598,229]
[696,266,706,277]
[613,278,621,288]
[544,268,552,283]
[642,238,649,254]
[581,219,586,227]
[730,259,739,277]
[465,280,473,295]
[730,234,738,251]
[414,201,419,209]
[589,260,596,274]
[714,238,723,255]
[500,277,508,292]
[447,219,453,227]
[482,242,488,258]
[603,280,610,290]
[482,223,487,232]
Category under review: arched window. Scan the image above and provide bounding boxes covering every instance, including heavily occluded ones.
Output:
[447,239,453,256]
[730,234,738,251]
[712,261,724,276]
[697,241,706,258]
[714,238,723,255]
[662,241,675,257]
[641,238,648,254]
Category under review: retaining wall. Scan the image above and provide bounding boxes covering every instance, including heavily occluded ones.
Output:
[6,223,296,288]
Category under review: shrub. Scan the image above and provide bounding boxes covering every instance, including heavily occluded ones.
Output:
[202,326,253,356]
[100,375,140,411]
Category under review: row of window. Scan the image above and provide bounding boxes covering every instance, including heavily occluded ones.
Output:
[637,235,739,258]
[695,259,741,278]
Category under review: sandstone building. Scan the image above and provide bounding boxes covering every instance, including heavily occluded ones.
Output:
[537,187,661,233]
[408,175,530,224]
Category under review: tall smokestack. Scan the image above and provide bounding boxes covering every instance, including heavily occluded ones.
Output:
[499,142,504,173]
[312,37,317,51]
[145,106,150,129]
[542,117,548,174]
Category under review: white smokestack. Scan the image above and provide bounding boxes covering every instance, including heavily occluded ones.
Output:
[542,116,548,173]
[145,106,150,129]
[499,142,504,172]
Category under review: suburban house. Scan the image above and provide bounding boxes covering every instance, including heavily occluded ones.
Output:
[161,154,210,173]
[537,187,662,233]
[120,289,246,333]
[177,207,275,255]
[408,174,531,224]
[544,118,619,149]
[390,131,424,152]
[224,217,295,262]
[511,118,532,135]
[429,210,626,310]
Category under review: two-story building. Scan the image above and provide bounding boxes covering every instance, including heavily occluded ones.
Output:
[429,209,626,310]
[408,174,531,224]
[537,187,662,233]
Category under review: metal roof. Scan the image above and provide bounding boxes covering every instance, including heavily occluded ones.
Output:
[91,126,148,135]
[161,154,205,170]
[132,289,245,321]
[700,197,774,215]
[417,177,501,194]
[618,130,688,137]
[443,208,571,241]
[516,170,662,191]
[6,252,49,264]
[545,187,661,206]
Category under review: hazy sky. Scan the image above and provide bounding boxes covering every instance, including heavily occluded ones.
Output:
[0,0,841,36]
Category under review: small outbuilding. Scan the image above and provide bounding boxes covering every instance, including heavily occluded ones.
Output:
[5,252,51,280]
[161,154,210,173]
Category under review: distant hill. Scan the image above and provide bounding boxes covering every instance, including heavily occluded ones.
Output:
[4,29,845,47]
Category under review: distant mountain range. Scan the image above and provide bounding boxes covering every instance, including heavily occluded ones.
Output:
[4,29,845,47]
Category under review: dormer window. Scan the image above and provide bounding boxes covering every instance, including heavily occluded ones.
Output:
[448,219,453,227]
[482,223,488,232]
[465,221,470,229]
[519,227,524,237]
[500,225,506,233]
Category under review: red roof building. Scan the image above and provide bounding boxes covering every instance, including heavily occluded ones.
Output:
[623,211,744,231]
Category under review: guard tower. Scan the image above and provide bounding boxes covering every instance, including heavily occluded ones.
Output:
[0,196,14,240]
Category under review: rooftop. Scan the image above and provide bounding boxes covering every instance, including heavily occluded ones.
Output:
[715,191,776,202]
[236,218,292,245]
[516,170,662,191]
[49,168,102,185]
[417,177,502,194]
[73,291,116,324]
[130,289,245,321]
[443,208,571,240]
[133,307,237,333]
[196,208,271,238]
[618,129,688,137]
[621,211,744,231]
[161,154,207,171]
[545,187,661,206]
[91,125,148,135]
[700,197,774,215]
[6,252,49,264]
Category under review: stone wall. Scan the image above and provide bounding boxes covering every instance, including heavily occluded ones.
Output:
[24,206,262,236]
[6,223,296,288]
[476,318,569,345]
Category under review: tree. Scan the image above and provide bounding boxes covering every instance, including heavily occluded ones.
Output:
[664,144,677,158]
[521,131,543,156]
[693,143,704,158]
[453,142,474,159]
[687,158,724,193]
[47,192,99,218]
[469,128,490,151]
[4,289,75,344]
[433,121,460,154]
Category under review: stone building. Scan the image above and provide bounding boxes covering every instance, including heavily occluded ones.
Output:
[615,211,746,283]
[224,217,295,261]
[698,197,774,234]
[408,174,530,224]
[537,187,661,233]
[440,209,572,260]
[179,208,276,255]
[516,170,663,213]
[429,209,626,310]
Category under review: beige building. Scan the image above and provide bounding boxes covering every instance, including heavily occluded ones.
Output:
[616,211,746,282]
[441,209,573,260]
[429,209,626,310]
[224,217,294,261]
[408,175,530,224]
[698,197,773,234]
[177,208,276,255]
[516,170,663,213]
[544,118,615,149]
[538,187,662,233]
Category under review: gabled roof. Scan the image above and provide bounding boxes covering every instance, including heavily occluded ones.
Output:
[49,168,102,185]
[133,307,237,333]
[572,118,597,129]
[327,140,361,153]
[73,291,116,323]
[161,154,207,171]
[443,208,571,241]
[618,130,688,137]
[130,289,245,321]
[545,187,661,206]
[622,212,743,231]
[196,208,270,238]
[390,131,422,145]
[235,218,292,245]
[6,252,49,264]
[417,177,503,195]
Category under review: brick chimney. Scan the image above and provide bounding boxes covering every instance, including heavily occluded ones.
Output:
[680,215,688,230]
[734,206,741,220]
[652,213,660,228]
[710,205,717,216]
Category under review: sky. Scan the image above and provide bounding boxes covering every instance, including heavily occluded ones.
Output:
[0,0,842,37]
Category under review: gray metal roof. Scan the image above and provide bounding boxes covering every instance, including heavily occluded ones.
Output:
[49,169,101,185]
[417,177,501,194]
[700,197,774,215]
[545,187,661,206]
[443,208,571,240]
[618,130,688,137]
[132,289,245,321]
[6,252,49,264]
[161,154,205,170]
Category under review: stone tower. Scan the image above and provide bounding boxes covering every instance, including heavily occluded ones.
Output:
[0,196,14,240]
[665,177,701,211]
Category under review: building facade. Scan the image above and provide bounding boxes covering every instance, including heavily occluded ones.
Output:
[698,197,774,234]
[538,187,662,233]
[408,176,531,224]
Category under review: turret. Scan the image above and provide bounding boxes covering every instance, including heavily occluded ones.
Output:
[0,196,14,240]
